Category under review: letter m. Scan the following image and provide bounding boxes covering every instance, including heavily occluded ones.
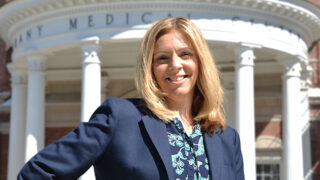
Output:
[69,18,77,30]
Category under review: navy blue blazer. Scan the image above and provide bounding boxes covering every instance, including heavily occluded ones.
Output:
[18,98,244,180]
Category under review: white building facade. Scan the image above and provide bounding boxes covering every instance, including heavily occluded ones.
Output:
[0,0,319,180]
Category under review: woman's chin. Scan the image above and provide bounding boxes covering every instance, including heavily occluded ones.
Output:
[167,91,193,100]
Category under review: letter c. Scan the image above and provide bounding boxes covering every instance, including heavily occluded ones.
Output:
[142,12,152,24]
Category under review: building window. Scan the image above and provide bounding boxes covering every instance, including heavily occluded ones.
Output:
[256,164,280,180]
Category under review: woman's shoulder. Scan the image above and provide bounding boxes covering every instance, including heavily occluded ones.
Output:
[99,97,150,116]
[102,97,143,105]
[220,125,239,136]
[215,125,241,146]
[101,98,144,109]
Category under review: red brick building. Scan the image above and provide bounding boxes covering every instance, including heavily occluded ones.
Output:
[0,1,11,179]
[309,41,320,179]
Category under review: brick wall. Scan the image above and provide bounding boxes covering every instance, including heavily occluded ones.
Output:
[0,1,12,93]
[311,121,320,180]
[309,42,320,88]
[45,127,75,146]
[308,0,320,7]
[0,133,8,180]
[256,121,282,139]
[307,0,319,87]
[0,0,11,7]
[0,39,11,92]
[0,1,12,180]
[310,100,320,180]
[0,114,9,124]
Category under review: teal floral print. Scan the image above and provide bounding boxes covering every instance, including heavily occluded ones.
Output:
[168,134,184,147]
[167,118,211,180]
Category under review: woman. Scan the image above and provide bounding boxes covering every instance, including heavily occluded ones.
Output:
[18,17,244,180]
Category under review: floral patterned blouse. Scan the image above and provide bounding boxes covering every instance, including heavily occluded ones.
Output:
[167,118,211,180]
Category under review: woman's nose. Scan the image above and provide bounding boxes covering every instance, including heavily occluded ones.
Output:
[170,54,183,69]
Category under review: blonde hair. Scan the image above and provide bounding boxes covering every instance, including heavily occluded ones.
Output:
[135,17,225,133]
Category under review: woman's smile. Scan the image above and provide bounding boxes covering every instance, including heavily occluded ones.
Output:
[166,75,188,83]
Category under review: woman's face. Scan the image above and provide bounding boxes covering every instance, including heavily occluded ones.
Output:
[152,30,199,102]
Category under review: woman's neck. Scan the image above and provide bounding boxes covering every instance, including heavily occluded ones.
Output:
[167,96,194,134]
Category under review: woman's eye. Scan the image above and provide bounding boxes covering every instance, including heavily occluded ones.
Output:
[160,56,168,59]
[181,52,192,59]
[157,56,169,61]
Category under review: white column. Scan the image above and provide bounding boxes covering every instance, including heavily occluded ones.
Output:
[234,47,256,180]
[79,38,101,180]
[80,38,101,123]
[281,58,304,180]
[7,64,27,180]
[25,55,47,162]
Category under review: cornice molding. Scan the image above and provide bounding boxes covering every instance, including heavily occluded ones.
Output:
[0,0,319,48]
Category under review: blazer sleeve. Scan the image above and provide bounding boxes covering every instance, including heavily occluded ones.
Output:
[18,99,119,180]
[233,129,245,180]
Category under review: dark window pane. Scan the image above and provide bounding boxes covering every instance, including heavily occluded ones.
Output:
[264,165,271,173]
[256,164,280,180]
[272,165,279,173]
[273,175,279,180]
[257,165,262,173]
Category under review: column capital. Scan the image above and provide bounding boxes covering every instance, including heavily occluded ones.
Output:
[234,46,255,67]
[11,73,28,86]
[27,54,47,72]
[277,56,303,78]
[81,37,101,53]
[7,63,27,85]
[81,37,101,65]
[300,58,312,90]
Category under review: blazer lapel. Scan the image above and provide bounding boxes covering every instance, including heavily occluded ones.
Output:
[204,132,223,180]
[141,115,175,180]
